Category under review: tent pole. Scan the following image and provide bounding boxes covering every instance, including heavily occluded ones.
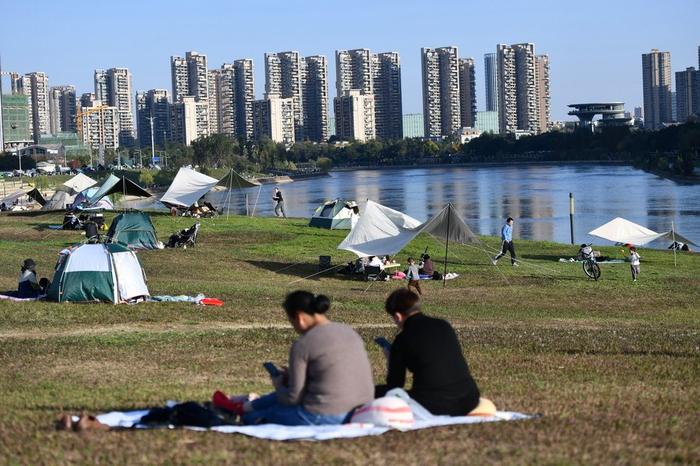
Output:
[251,185,262,217]
[226,168,233,219]
[443,204,450,288]
[672,220,677,268]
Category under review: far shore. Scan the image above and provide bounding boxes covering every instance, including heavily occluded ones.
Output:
[330,159,633,172]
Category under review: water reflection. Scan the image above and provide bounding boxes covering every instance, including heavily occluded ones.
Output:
[124,164,700,245]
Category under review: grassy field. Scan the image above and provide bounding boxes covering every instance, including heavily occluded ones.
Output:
[0,211,699,465]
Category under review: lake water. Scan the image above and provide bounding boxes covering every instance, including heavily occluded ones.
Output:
[131,164,700,246]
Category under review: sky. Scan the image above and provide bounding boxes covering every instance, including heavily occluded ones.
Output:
[1,0,699,121]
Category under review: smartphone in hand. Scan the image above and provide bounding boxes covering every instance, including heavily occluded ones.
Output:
[374,337,392,350]
[263,362,281,377]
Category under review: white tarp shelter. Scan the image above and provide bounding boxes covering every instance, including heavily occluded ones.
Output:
[62,173,97,195]
[589,217,697,247]
[160,167,219,208]
[338,200,479,258]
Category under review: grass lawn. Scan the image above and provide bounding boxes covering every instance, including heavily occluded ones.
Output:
[0,211,698,465]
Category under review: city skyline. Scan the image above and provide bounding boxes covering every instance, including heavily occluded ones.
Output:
[1,0,698,122]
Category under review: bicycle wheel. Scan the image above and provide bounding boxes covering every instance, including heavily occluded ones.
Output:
[583,260,601,280]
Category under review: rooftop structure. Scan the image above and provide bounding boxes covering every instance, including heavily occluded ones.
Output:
[567,102,634,131]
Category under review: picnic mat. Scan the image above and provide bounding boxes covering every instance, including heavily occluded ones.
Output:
[91,404,535,441]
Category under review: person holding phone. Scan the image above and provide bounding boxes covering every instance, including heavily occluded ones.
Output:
[214,290,374,425]
[375,288,482,416]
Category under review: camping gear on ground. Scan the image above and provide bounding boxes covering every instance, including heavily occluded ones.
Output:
[309,199,359,229]
[106,212,161,250]
[364,266,386,281]
[47,243,149,303]
[87,175,152,206]
[166,222,201,249]
[319,255,331,270]
[80,388,534,440]
[350,397,414,428]
[62,213,82,230]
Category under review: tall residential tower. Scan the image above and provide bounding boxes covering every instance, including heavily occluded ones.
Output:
[641,49,673,130]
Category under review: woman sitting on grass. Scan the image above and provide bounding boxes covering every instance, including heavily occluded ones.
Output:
[214,290,375,425]
[375,288,489,416]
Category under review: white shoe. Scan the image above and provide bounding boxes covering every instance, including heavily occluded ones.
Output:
[491,259,498,265]
[512,262,519,267]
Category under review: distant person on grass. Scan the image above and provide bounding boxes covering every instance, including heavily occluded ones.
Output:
[492,217,518,267]
[406,257,422,295]
[17,259,50,298]
[213,291,374,425]
[375,289,488,416]
[629,246,641,282]
[272,187,286,218]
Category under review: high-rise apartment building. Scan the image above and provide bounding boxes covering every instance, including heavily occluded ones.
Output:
[20,72,51,142]
[459,58,476,128]
[265,51,304,141]
[675,67,700,123]
[302,55,329,142]
[484,53,498,112]
[186,52,209,102]
[421,46,460,138]
[136,89,170,148]
[77,101,120,150]
[253,96,295,144]
[1,94,33,150]
[207,68,222,135]
[48,85,77,134]
[642,49,673,130]
[496,43,550,134]
[80,93,97,109]
[170,96,208,146]
[216,64,236,137]
[333,89,375,142]
[93,68,135,146]
[234,59,255,140]
[170,56,189,102]
[535,55,551,132]
[336,49,403,140]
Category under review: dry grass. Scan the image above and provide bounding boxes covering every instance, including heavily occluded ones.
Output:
[0,211,699,465]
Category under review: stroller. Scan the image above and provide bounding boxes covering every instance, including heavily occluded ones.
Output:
[166,222,200,249]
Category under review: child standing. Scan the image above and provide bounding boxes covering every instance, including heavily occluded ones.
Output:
[406,257,423,295]
[629,247,641,282]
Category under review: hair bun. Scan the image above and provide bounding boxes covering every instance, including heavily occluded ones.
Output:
[313,294,331,314]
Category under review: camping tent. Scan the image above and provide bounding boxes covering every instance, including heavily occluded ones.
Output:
[88,175,151,205]
[588,217,662,245]
[73,187,114,211]
[62,173,97,195]
[27,188,46,206]
[309,199,359,229]
[216,169,263,216]
[160,167,219,208]
[47,243,149,303]
[106,212,161,250]
[338,200,479,257]
[41,173,98,211]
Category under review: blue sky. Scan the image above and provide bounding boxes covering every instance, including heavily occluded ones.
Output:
[1,0,698,120]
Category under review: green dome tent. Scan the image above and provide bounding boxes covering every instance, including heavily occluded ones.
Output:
[106,212,162,250]
[309,199,359,229]
[47,243,150,303]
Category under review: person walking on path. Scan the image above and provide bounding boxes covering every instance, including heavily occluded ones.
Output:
[492,217,518,267]
[629,246,641,281]
[272,187,286,218]
[406,257,423,295]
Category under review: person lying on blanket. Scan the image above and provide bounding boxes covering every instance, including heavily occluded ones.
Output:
[375,288,484,416]
[213,290,374,425]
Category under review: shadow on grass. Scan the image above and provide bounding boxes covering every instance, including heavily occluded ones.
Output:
[521,254,570,262]
[244,260,361,282]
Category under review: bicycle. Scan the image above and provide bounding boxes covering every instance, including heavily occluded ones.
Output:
[581,244,601,280]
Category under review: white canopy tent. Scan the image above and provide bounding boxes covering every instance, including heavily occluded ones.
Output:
[338,200,479,283]
[588,217,663,246]
[160,167,219,208]
[61,173,97,195]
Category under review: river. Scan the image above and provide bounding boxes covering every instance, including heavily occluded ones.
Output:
[130,164,700,246]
